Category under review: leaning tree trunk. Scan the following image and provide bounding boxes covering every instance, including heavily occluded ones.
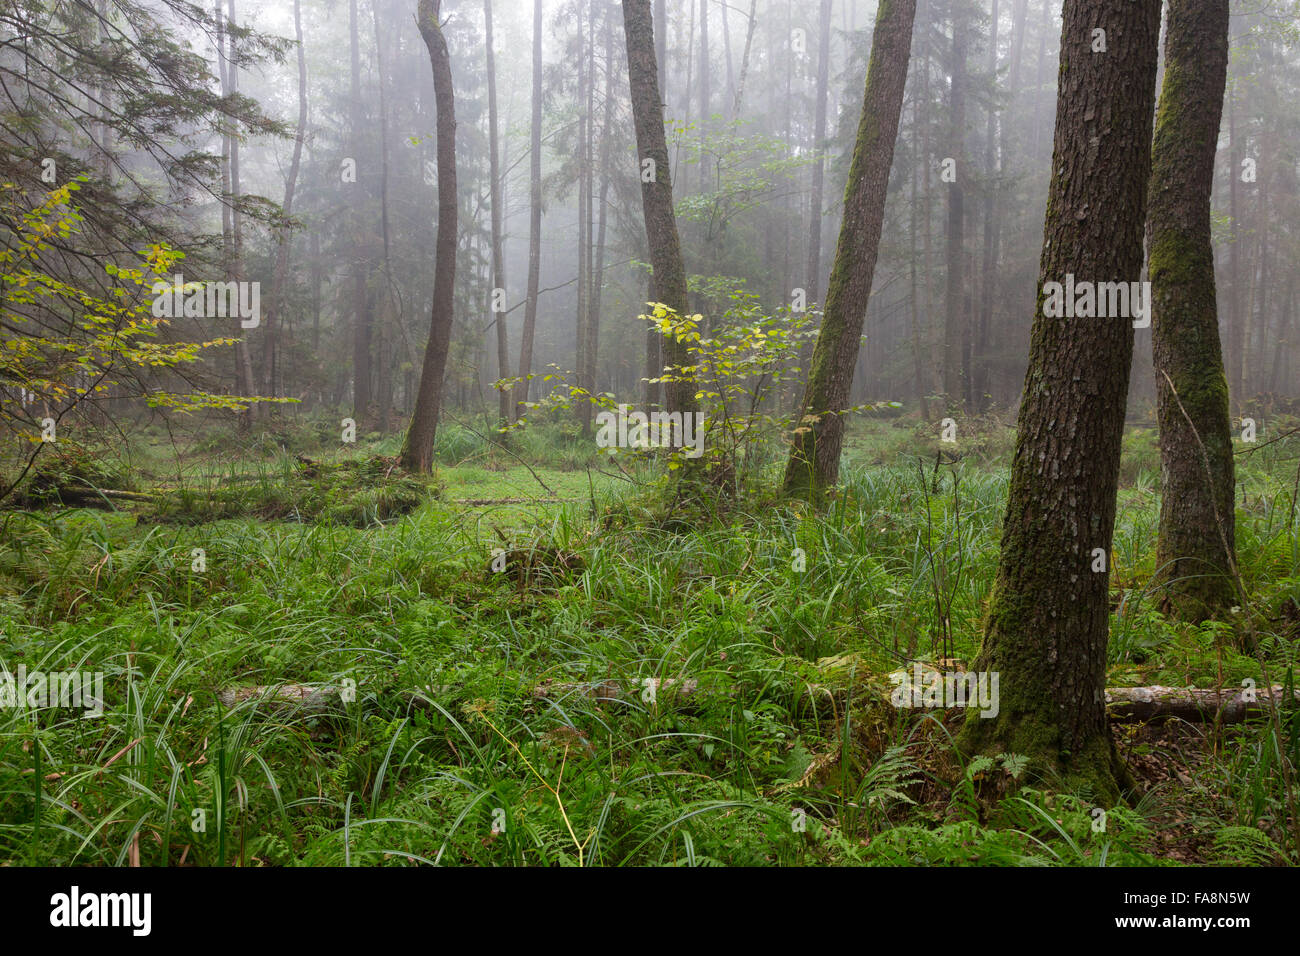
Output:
[514,0,544,421]
[1149,0,1236,622]
[622,0,696,419]
[956,0,1163,804]
[781,0,916,500]
[400,0,458,473]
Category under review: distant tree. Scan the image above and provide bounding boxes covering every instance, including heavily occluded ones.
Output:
[804,0,833,307]
[401,0,458,473]
[484,0,510,427]
[514,0,545,422]
[621,0,696,419]
[261,0,309,407]
[782,0,916,499]
[942,0,967,410]
[348,0,372,424]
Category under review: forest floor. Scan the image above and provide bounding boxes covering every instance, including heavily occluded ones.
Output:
[1,414,1297,865]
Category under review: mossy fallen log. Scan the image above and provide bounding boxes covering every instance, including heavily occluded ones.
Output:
[211,680,1298,725]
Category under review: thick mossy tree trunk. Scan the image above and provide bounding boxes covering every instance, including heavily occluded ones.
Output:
[781,0,916,500]
[1148,0,1237,622]
[400,0,457,473]
[956,0,1162,804]
[621,0,696,419]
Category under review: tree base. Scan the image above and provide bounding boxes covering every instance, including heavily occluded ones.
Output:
[956,709,1136,807]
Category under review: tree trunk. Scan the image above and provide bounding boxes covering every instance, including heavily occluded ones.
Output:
[731,0,757,119]
[216,2,233,388]
[942,1,966,410]
[956,0,1163,804]
[910,69,931,421]
[400,0,458,472]
[974,0,999,412]
[782,0,917,499]
[262,0,308,406]
[698,0,710,195]
[1149,0,1236,622]
[372,0,396,432]
[1269,276,1294,394]
[1227,81,1243,409]
[587,3,614,426]
[622,0,696,418]
[349,0,371,424]
[1247,164,1269,401]
[484,0,510,426]
[805,0,833,306]
[576,10,591,428]
[514,0,544,421]
[224,0,256,417]
[721,0,735,113]
[920,0,936,386]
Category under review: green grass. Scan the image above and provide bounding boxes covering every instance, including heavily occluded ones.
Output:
[0,415,1296,866]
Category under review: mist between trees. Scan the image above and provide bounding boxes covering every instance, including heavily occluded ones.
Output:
[1,0,1298,870]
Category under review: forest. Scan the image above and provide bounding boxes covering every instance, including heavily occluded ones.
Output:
[0,0,1298,874]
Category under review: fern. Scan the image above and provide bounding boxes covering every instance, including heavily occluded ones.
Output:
[1210,826,1284,866]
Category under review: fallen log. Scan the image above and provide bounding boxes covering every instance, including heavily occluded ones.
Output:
[210,680,1297,726]
[1104,684,1300,724]
[23,486,159,509]
[216,683,341,713]
[212,677,701,716]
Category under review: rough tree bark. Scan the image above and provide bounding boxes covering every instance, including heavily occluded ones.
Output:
[781,0,917,499]
[1148,0,1236,621]
[400,0,458,472]
[956,0,1163,803]
[622,0,696,418]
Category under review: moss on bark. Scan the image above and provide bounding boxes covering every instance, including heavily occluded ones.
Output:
[1147,0,1237,623]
